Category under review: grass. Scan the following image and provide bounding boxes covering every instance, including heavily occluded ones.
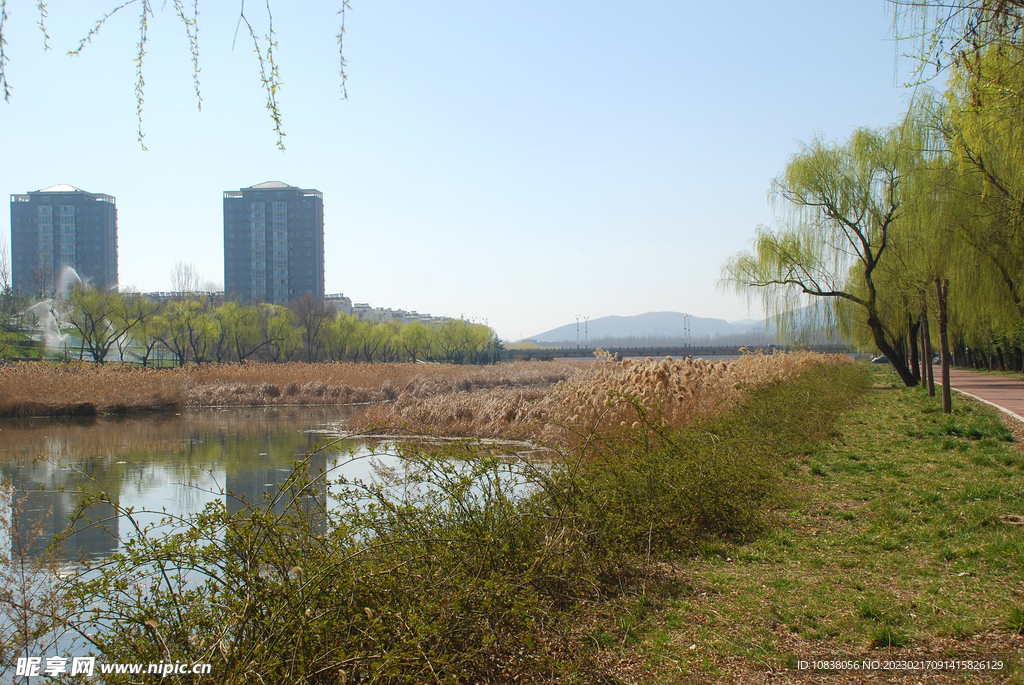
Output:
[3,354,864,684]
[10,357,1022,682]
[612,365,1024,683]
[366,349,850,445]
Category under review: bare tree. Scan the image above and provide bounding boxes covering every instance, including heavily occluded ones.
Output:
[0,233,10,297]
[289,294,335,362]
[170,261,203,296]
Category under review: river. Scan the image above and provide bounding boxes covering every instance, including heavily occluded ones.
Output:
[0,406,380,561]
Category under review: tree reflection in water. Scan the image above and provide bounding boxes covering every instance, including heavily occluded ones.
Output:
[0,405,368,560]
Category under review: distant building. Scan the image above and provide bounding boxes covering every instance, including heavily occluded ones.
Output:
[350,301,445,325]
[140,291,225,305]
[9,184,118,294]
[223,181,325,305]
[325,293,353,316]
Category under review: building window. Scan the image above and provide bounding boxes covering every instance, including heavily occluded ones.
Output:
[304,202,311,208]
[276,191,284,197]
[254,192,263,198]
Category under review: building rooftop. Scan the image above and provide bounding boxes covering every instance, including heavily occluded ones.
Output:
[36,184,85,193]
[246,181,294,189]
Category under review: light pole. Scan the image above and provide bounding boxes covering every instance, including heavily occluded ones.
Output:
[575,315,580,350]
[584,316,589,349]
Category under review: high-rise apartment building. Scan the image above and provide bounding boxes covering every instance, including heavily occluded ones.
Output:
[223,181,325,305]
[9,184,118,294]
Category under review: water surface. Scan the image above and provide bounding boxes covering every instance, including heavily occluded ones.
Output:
[0,406,375,560]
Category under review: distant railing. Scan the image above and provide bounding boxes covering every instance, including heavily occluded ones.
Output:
[500,344,853,361]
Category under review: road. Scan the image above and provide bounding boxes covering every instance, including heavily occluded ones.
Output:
[939,367,1024,423]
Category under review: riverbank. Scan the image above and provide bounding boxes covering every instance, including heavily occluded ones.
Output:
[9,357,1017,683]
[0,360,582,418]
[0,353,839,447]
[598,366,1024,683]
[11,355,863,683]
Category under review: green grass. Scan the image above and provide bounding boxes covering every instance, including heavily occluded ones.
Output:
[33,360,1022,683]
[625,365,1024,682]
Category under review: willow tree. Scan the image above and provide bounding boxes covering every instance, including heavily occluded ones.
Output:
[722,126,921,386]
[893,2,1024,374]
[942,47,1024,321]
[892,0,1024,72]
[876,96,965,408]
[63,285,153,363]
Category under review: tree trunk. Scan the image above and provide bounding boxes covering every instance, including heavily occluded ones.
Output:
[909,315,921,383]
[867,314,918,387]
[936,279,952,414]
[922,307,934,397]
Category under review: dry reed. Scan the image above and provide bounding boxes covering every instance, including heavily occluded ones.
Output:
[0,361,581,418]
[365,350,853,444]
[0,354,848,438]
[0,363,185,417]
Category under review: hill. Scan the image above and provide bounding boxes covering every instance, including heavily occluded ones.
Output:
[529,312,765,344]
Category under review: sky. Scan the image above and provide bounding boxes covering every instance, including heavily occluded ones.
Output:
[0,1,923,340]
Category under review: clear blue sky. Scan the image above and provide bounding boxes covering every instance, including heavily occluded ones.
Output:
[0,1,920,340]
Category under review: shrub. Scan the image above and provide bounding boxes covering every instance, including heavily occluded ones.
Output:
[15,357,869,682]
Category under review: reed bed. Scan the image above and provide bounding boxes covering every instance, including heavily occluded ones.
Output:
[0,363,185,417]
[366,350,852,444]
[554,349,849,432]
[0,360,581,418]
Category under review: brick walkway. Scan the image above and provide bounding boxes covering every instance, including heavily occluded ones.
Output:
[935,367,1024,422]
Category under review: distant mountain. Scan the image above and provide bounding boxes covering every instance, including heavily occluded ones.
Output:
[529,312,766,343]
[727,318,763,328]
[527,307,846,347]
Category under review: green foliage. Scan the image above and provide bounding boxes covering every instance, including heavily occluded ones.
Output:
[32,361,868,682]
[721,127,924,386]
[1008,605,1024,635]
[544,362,868,567]
[47,288,499,366]
[869,624,908,649]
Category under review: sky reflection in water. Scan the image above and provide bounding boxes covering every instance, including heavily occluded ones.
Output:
[0,406,383,561]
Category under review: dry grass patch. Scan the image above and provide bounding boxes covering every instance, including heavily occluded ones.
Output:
[367,350,853,445]
[0,362,185,416]
[0,360,581,417]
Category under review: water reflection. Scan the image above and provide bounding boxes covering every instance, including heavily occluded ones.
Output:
[0,406,368,561]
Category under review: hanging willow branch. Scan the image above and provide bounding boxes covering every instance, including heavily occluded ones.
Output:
[891,0,1024,82]
[235,0,285,150]
[1,2,353,149]
[172,0,202,110]
[337,0,349,100]
[0,1,9,102]
[134,1,152,150]
[36,0,48,49]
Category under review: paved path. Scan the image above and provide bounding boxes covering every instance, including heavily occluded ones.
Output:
[936,367,1024,422]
